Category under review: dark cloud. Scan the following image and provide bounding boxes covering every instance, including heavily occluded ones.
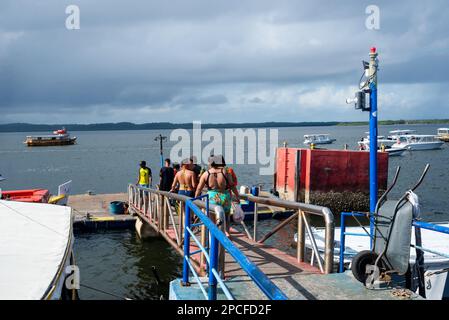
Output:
[1,0,449,123]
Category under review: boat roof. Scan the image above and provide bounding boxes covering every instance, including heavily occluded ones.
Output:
[400,134,437,138]
[26,134,69,138]
[438,128,449,131]
[0,200,72,299]
[304,134,331,137]
[389,129,417,134]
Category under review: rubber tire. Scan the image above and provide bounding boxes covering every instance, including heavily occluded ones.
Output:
[351,250,379,284]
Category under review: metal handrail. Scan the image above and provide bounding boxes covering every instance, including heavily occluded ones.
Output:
[412,221,449,259]
[129,184,335,274]
[183,198,288,300]
[240,193,335,274]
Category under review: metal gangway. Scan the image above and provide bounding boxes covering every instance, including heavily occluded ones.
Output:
[128,184,335,300]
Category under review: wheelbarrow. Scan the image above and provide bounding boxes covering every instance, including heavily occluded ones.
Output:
[351,164,430,289]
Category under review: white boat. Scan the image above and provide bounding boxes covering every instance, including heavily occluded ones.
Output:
[0,200,76,299]
[304,134,336,145]
[358,133,396,150]
[392,135,444,151]
[384,147,407,157]
[295,224,449,299]
[357,136,407,157]
[388,129,417,140]
[437,128,449,142]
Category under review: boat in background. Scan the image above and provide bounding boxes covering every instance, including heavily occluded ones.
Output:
[0,181,72,205]
[358,135,396,150]
[392,135,444,151]
[437,128,449,142]
[388,129,417,140]
[0,200,76,299]
[303,134,336,145]
[24,128,77,147]
[0,189,49,203]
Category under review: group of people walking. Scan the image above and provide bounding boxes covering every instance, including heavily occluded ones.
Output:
[137,155,240,235]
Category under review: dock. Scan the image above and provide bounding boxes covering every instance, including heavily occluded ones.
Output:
[125,185,421,300]
[68,193,136,233]
[63,190,422,300]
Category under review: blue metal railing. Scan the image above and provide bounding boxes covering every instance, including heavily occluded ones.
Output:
[412,221,449,259]
[339,212,371,273]
[182,196,288,300]
[339,213,449,273]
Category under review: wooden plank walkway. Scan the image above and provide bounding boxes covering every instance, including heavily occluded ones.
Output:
[225,231,319,278]
[129,200,321,281]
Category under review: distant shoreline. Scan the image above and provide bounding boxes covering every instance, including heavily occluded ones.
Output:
[1,119,448,133]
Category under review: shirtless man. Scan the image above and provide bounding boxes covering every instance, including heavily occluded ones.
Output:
[170,159,196,197]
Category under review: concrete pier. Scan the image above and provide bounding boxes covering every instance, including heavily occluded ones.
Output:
[67,193,136,232]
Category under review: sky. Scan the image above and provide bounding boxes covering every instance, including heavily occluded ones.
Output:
[0,0,448,124]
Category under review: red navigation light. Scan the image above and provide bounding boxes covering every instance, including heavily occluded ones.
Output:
[370,47,377,54]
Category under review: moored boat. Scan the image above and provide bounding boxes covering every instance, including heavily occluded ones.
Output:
[0,189,50,203]
[303,134,336,145]
[0,200,76,299]
[392,135,444,151]
[24,128,77,147]
[437,128,449,142]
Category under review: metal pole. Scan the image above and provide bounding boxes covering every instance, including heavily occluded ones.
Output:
[182,204,191,286]
[253,202,258,241]
[257,211,299,244]
[159,135,164,168]
[208,234,219,300]
[155,134,167,168]
[339,213,346,273]
[368,47,378,249]
[414,226,426,297]
[297,210,305,262]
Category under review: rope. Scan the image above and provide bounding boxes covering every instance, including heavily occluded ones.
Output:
[80,284,132,300]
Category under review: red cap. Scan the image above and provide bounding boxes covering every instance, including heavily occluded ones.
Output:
[370,47,377,54]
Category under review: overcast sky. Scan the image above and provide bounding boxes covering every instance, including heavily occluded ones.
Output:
[0,0,448,124]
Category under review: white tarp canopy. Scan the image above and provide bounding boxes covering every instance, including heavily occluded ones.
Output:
[0,200,72,300]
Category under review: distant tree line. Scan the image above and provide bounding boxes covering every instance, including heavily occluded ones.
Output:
[0,119,448,133]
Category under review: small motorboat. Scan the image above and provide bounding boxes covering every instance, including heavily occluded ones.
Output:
[392,135,444,151]
[0,189,50,203]
[358,143,407,157]
[0,200,76,299]
[303,134,336,145]
[24,128,77,147]
[437,128,449,142]
[358,133,396,150]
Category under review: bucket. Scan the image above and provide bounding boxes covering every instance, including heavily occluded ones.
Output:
[109,201,125,215]
[251,186,259,197]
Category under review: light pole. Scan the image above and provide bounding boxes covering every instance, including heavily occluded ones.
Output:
[347,47,379,248]
[154,134,167,168]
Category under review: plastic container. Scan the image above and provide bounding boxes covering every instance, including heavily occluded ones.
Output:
[109,201,125,215]
[250,186,259,197]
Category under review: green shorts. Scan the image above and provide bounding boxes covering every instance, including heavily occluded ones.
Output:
[207,190,232,214]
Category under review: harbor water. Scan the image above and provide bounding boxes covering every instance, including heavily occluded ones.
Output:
[1,124,448,299]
